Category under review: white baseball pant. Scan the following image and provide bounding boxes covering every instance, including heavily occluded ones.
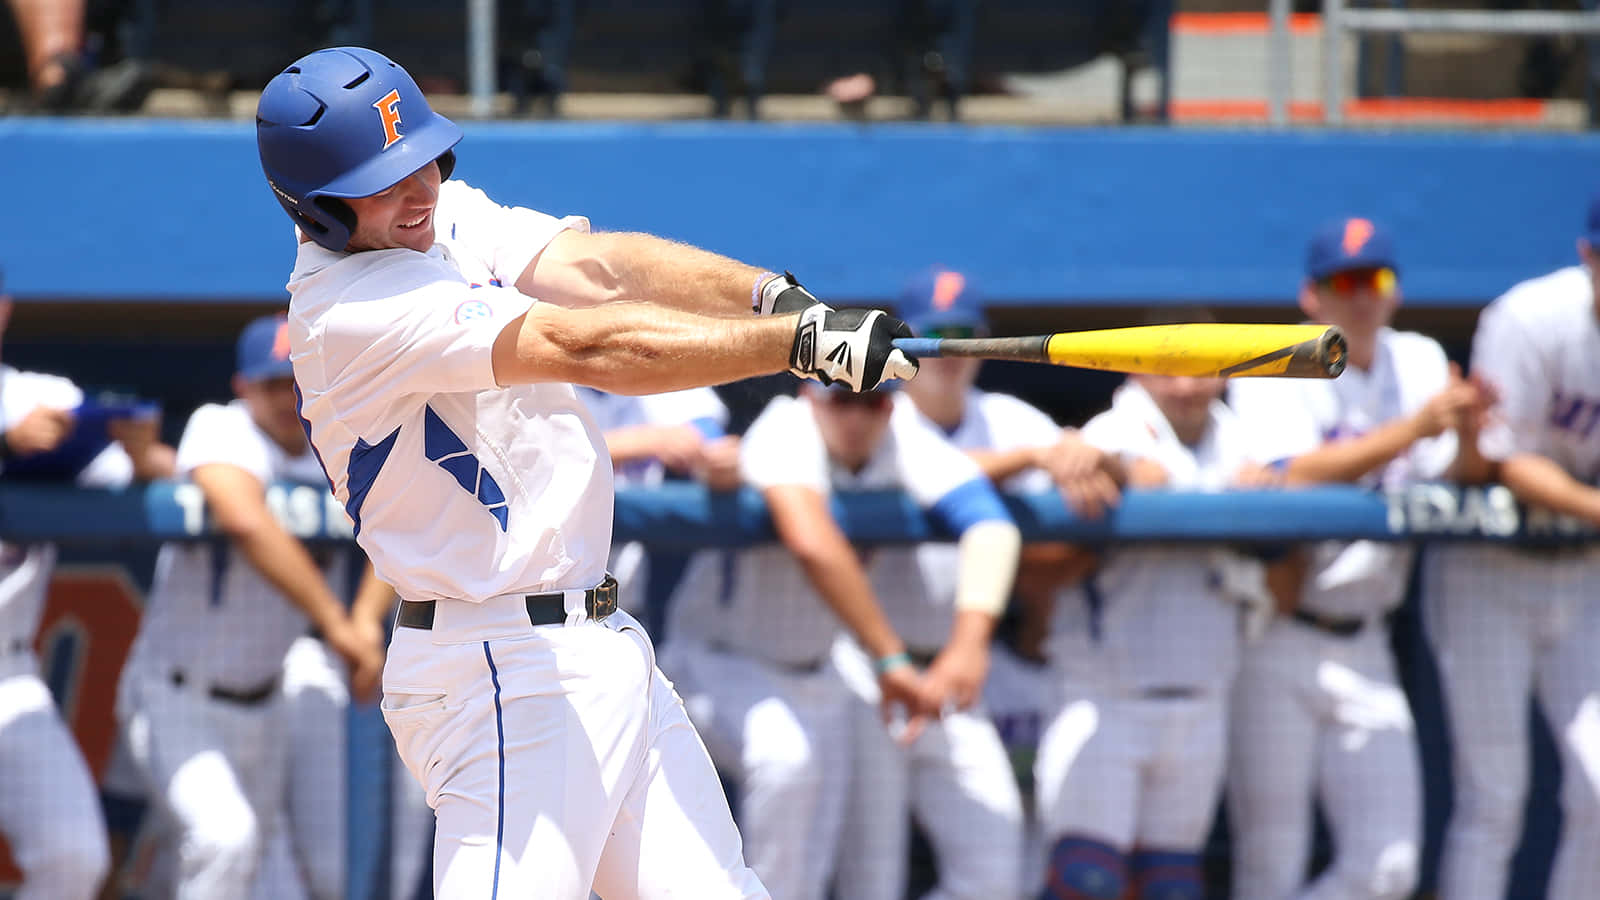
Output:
[1227,619,1421,900]
[382,603,766,899]
[659,639,850,900]
[831,640,1024,900]
[0,664,111,900]
[118,662,289,900]
[1424,544,1600,900]
[1033,682,1226,854]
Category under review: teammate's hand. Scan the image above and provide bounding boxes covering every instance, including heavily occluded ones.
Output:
[648,424,708,474]
[789,305,919,391]
[330,620,386,704]
[1039,432,1121,519]
[877,663,938,746]
[1232,461,1285,489]
[3,406,74,456]
[755,271,826,316]
[1411,365,1484,439]
[1125,457,1170,489]
[919,640,990,714]
[692,435,742,492]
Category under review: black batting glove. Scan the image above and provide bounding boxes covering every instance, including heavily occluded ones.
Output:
[789,306,920,391]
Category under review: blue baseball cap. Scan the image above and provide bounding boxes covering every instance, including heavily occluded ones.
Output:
[897,266,988,335]
[1305,217,1399,280]
[237,314,295,381]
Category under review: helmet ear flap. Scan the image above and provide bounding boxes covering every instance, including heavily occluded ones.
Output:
[307,196,358,250]
[437,149,456,181]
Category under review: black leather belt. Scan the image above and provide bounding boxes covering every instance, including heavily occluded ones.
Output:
[1291,607,1366,638]
[172,669,278,706]
[397,575,619,631]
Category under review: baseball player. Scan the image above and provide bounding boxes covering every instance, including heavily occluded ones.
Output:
[259,46,921,898]
[828,267,1055,900]
[0,286,173,900]
[115,314,386,899]
[1033,361,1276,900]
[660,380,1018,900]
[1422,194,1600,900]
[1226,218,1487,900]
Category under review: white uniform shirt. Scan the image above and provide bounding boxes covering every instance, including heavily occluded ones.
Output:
[288,180,607,605]
[1048,381,1254,692]
[578,387,729,487]
[0,367,134,647]
[673,394,1002,666]
[128,401,349,689]
[874,390,1060,650]
[1472,266,1600,483]
[1229,327,1456,617]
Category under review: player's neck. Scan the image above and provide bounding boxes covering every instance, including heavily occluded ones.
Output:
[1346,339,1377,372]
[910,393,966,431]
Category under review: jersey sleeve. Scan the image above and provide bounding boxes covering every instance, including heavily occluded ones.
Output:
[436,181,591,287]
[175,404,274,484]
[893,407,1008,525]
[1079,403,1157,460]
[317,255,533,399]
[75,444,134,488]
[739,396,829,493]
[1471,298,1550,461]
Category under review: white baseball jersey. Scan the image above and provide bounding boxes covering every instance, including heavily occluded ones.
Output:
[289,180,606,605]
[680,393,1002,666]
[1229,328,1456,618]
[1472,265,1600,479]
[578,387,729,487]
[125,401,348,690]
[1049,380,1257,693]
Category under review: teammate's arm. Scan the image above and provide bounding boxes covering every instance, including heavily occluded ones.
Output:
[1498,453,1600,527]
[1281,373,1482,485]
[517,230,771,315]
[763,483,938,737]
[190,463,384,691]
[923,518,1021,711]
[347,560,396,701]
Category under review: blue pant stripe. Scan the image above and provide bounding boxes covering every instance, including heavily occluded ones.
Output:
[483,642,506,899]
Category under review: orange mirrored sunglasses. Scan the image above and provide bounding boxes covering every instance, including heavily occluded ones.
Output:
[1319,267,1397,297]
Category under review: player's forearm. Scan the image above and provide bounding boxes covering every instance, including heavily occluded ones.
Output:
[1282,418,1419,486]
[498,302,794,393]
[523,231,765,316]
[351,559,397,626]
[1499,454,1600,526]
[228,523,351,635]
[793,552,904,660]
[1448,427,1497,485]
[966,446,1044,484]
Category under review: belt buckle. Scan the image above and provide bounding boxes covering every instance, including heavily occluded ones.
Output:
[588,574,619,621]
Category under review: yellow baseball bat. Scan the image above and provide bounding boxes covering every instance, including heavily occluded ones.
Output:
[893,323,1346,379]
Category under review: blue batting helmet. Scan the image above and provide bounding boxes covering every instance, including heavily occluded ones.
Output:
[256,47,461,252]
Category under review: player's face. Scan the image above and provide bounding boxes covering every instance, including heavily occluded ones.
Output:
[344,160,442,254]
[237,375,307,454]
[811,390,894,470]
[1302,267,1399,339]
[1135,373,1224,442]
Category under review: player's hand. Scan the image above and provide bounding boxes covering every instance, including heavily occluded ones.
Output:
[1038,432,1121,519]
[3,405,74,456]
[1232,461,1285,489]
[1125,457,1170,489]
[755,271,826,316]
[919,640,990,714]
[329,620,386,704]
[790,306,919,391]
[1411,365,1483,439]
[877,663,937,746]
[647,424,708,474]
[692,435,742,492]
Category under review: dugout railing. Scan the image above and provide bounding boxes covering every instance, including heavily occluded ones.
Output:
[0,481,1589,898]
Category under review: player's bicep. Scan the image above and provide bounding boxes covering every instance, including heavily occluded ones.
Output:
[513,228,616,309]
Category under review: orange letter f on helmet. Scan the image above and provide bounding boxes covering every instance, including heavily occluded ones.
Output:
[374,89,403,150]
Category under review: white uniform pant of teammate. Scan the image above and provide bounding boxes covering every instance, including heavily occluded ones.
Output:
[831,640,1024,900]
[118,663,289,900]
[1033,682,1226,857]
[1424,544,1600,900]
[382,603,766,899]
[0,662,111,900]
[659,640,850,900]
[1227,619,1421,900]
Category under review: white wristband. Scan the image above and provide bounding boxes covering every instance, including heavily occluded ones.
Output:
[954,519,1021,617]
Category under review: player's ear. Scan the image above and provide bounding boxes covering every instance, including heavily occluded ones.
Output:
[231,373,248,400]
[1578,238,1594,269]
[1297,280,1320,321]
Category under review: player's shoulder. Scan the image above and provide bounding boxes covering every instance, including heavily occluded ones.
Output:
[1483,265,1591,328]
[0,366,82,410]
[973,390,1055,428]
[181,401,254,439]
[744,393,803,438]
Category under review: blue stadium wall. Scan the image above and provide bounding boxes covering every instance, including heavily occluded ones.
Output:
[1,119,1595,305]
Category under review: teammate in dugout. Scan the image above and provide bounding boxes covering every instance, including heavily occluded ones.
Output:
[257,46,923,898]
[659,377,1021,900]
[114,314,388,899]
[1225,218,1491,900]
[1031,318,1280,900]
[1420,193,1600,900]
[0,276,175,900]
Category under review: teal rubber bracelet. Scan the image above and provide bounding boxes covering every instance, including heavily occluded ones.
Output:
[874,651,912,673]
